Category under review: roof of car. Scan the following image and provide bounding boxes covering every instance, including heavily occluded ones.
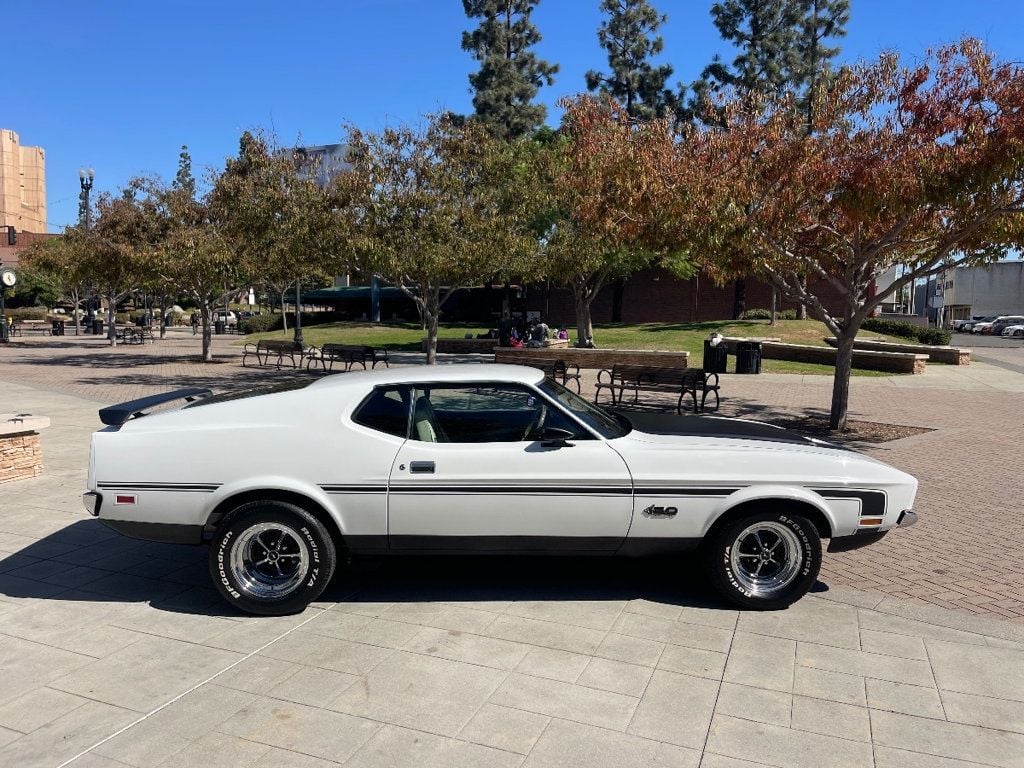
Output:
[308,363,545,389]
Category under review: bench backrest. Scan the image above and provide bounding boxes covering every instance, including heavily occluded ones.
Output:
[260,340,303,353]
[612,364,701,384]
[322,343,370,356]
[508,357,566,371]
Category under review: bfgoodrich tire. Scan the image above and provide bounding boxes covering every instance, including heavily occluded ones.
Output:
[210,500,336,616]
[704,508,821,610]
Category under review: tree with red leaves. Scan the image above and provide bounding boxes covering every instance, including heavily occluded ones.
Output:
[667,39,1024,429]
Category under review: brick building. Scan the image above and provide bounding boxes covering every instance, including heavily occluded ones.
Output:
[0,129,46,236]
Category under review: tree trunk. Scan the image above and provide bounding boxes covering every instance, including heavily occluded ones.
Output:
[201,303,213,363]
[770,288,777,326]
[796,275,808,319]
[106,300,117,347]
[732,279,747,319]
[574,288,594,347]
[280,290,288,333]
[829,331,857,431]
[423,291,440,365]
[611,278,625,322]
[160,293,168,339]
[72,291,81,335]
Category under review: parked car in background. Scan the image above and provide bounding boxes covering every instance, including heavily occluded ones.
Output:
[990,316,1024,336]
[82,365,920,616]
[953,316,984,332]
[1001,323,1024,338]
[214,310,238,327]
[972,316,1002,334]
[962,316,996,333]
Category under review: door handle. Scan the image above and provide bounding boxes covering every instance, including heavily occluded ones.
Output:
[410,461,435,474]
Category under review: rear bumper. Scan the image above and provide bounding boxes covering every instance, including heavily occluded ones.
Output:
[83,491,101,516]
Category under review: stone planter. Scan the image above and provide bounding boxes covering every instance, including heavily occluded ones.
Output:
[0,414,50,484]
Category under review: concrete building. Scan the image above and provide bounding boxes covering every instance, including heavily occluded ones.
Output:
[939,260,1024,322]
[0,129,46,235]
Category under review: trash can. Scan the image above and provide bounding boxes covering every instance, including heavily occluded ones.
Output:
[735,341,763,374]
[0,318,9,343]
[214,319,226,335]
[52,320,65,336]
[92,318,104,336]
[703,339,729,373]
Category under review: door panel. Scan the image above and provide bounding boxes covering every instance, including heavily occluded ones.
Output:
[387,440,633,551]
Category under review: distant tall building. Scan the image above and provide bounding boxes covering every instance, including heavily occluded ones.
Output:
[288,143,351,190]
[0,129,46,234]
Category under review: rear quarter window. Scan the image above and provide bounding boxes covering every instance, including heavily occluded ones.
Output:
[352,387,411,438]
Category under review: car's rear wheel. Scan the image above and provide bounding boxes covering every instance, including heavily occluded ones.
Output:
[209,500,336,616]
[704,508,821,610]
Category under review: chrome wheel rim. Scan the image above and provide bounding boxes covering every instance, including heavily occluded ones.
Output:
[229,522,309,600]
[729,521,803,597]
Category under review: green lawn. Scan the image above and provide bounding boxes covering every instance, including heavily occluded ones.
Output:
[240,318,900,376]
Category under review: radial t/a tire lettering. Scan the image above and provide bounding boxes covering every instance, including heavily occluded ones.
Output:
[209,500,336,616]
[704,508,821,610]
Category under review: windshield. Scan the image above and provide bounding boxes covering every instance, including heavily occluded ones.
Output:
[537,379,631,439]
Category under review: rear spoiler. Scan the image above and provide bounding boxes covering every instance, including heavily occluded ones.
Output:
[99,387,213,427]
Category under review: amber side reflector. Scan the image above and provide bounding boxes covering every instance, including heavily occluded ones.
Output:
[859,517,884,527]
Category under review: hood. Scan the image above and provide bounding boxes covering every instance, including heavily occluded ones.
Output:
[617,411,839,449]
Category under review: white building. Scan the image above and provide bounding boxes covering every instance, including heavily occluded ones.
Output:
[940,261,1024,322]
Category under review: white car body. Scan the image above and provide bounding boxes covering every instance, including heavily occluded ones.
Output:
[1002,323,1024,337]
[84,365,917,558]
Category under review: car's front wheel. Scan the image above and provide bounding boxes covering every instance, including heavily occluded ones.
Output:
[209,500,336,616]
[704,508,821,610]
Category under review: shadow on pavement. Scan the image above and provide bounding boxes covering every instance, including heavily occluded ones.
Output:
[0,518,776,618]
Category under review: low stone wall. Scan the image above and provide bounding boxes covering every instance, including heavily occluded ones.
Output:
[424,338,498,354]
[495,347,689,370]
[0,432,43,484]
[721,338,927,374]
[824,337,970,366]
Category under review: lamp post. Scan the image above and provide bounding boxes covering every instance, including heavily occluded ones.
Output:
[78,168,95,228]
[294,277,303,346]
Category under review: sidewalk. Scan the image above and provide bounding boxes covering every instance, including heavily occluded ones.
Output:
[2,380,1024,767]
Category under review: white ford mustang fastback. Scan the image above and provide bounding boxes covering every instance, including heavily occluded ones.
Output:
[82,364,918,615]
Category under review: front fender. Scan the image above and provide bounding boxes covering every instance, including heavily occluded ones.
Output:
[707,485,842,538]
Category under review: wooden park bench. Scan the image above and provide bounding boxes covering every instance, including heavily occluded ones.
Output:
[305,343,390,373]
[595,364,720,414]
[116,325,156,345]
[11,320,51,336]
[504,355,582,393]
[242,339,309,369]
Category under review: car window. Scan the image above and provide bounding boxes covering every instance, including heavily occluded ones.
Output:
[409,384,584,443]
[352,386,411,438]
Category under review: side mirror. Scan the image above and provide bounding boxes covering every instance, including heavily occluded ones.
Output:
[539,427,576,448]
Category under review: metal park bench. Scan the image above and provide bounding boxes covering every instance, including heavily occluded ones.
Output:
[242,339,308,369]
[504,354,582,393]
[305,343,390,373]
[595,364,720,414]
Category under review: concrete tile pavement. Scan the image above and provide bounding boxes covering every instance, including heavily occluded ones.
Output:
[1,336,1024,765]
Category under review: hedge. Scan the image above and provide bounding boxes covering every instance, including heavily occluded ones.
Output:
[739,308,797,320]
[862,317,951,346]
[4,307,49,321]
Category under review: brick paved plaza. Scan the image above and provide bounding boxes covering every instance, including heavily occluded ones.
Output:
[2,331,1024,767]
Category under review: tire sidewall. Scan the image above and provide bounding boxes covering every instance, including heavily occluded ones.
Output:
[210,501,335,616]
[707,510,821,610]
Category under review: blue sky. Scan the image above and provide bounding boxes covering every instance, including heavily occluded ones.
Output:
[9,0,1024,232]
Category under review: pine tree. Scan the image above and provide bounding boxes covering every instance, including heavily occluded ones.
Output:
[462,0,558,141]
[792,0,849,133]
[688,0,804,318]
[585,0,677,120]
[173,145,196,198]
[688,0,803,121]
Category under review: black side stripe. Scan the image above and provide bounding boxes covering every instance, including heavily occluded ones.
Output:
[97,482,220,493]
[321,485,388,494]
[635,487,741,496]
[812,488,887,517]
[388,486,634,495]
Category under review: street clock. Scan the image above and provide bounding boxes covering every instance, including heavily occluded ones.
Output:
[0,268,16,288]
